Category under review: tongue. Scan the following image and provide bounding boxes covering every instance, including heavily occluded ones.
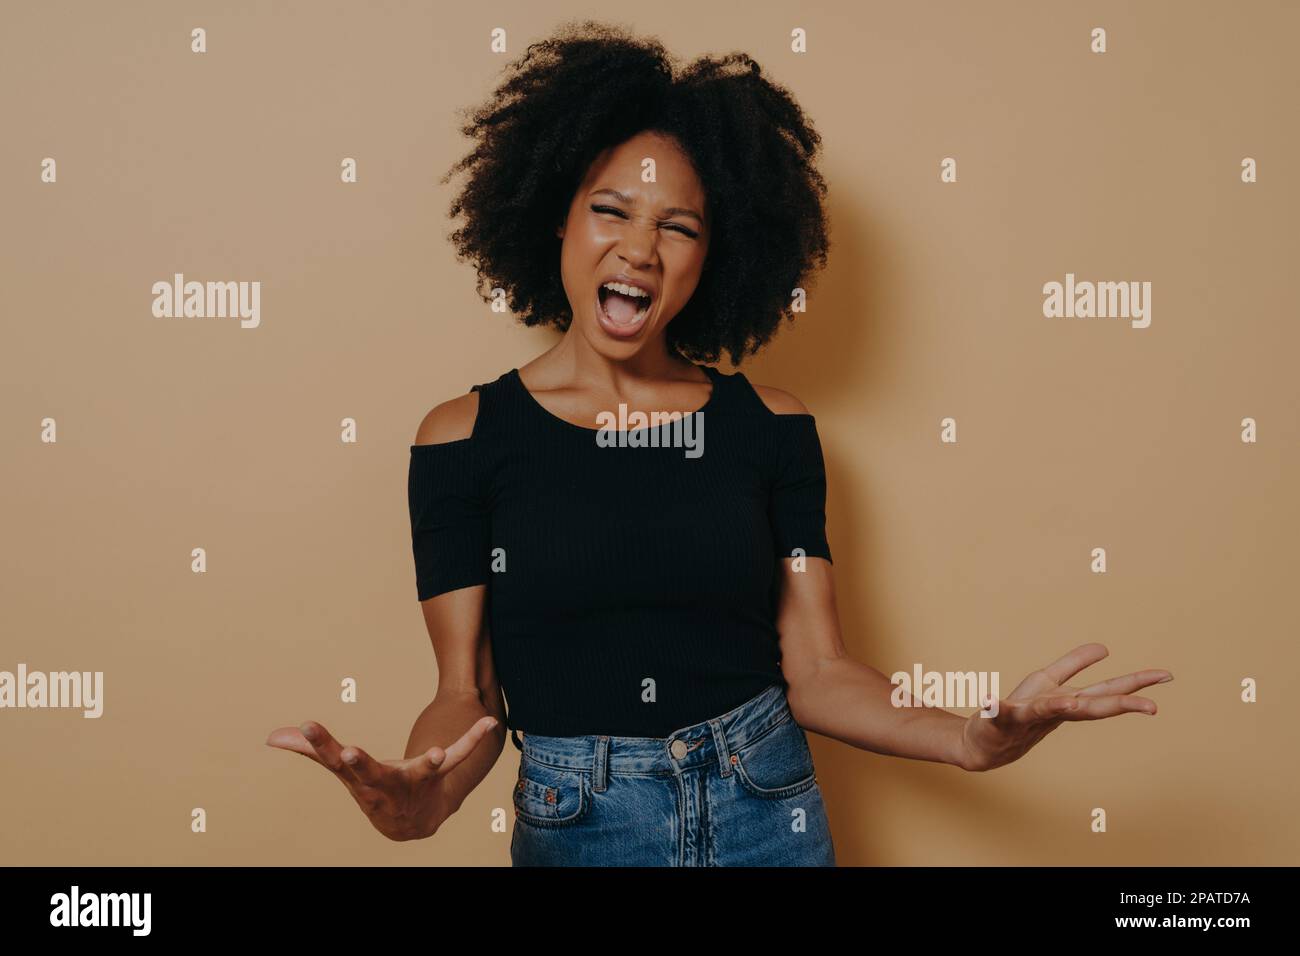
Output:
[604,290,644,324]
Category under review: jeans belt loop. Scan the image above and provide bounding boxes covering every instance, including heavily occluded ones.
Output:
[708,717,733,778]
[593,735,609,792]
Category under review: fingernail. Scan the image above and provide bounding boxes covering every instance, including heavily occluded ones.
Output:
[1158,675,1173,683]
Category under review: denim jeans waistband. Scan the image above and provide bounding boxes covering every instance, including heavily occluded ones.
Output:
[517,682,793,785]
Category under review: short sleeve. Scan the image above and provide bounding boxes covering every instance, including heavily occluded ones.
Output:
[768,415,833,563]
[407,437,492,600]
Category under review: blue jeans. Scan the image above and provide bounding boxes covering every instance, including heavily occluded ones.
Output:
[509,683,836,866]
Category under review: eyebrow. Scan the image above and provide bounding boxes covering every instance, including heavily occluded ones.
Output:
[589,188,704,226]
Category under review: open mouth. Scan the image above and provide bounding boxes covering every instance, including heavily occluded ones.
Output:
[597,283,653,331]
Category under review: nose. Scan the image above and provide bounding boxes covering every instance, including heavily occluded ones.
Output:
[615,214,660,269]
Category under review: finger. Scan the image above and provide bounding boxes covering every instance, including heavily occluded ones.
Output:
[987,695,1079,724]
[298,721,364,783]
[266,725,321,760]
[417,716,499,778]
[1039,643,1110,687]
[267,725,369,788]
[336,744,391,788]
[1058,694,1157,720]
[980,695,1032,727]
[407,716,499,782]
[1023,696,1085,721]
[1077,670,1173,697]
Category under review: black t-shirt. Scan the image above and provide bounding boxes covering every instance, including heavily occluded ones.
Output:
[407,363,832,737]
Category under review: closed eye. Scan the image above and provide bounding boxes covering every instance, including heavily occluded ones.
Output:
[591,204,698,238]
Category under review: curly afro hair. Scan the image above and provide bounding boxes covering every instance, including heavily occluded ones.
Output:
[440,19,830,367]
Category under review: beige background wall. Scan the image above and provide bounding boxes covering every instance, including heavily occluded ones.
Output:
[2,0,1295,865]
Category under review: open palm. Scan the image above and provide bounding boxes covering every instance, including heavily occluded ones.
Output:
[960,643,1171,772]
[265,716,498,841]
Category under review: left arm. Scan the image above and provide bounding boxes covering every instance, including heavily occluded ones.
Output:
[775,557,972,770]
[754,384,1172,773]
[750,382,970,770]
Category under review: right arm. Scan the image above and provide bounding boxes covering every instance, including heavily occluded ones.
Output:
[265,390,506,842]
[405,390,508,818]
[405,585,507,814]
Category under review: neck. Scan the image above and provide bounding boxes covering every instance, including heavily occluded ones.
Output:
[532,326,703,390]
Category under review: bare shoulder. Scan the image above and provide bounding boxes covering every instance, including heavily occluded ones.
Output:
[750,383,811,415]
[413,390,480,445]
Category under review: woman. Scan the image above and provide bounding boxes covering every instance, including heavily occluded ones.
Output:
[267,20,1172,866]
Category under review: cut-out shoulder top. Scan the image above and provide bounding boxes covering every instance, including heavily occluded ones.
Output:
[407,363,832,739]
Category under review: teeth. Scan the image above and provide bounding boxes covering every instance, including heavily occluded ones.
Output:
[601,281,651,300]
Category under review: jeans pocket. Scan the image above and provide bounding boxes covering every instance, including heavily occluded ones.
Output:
[513,755,592,828]
[731,713,818,799]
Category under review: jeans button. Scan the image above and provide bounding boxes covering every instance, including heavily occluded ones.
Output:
[670,739,688,759]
